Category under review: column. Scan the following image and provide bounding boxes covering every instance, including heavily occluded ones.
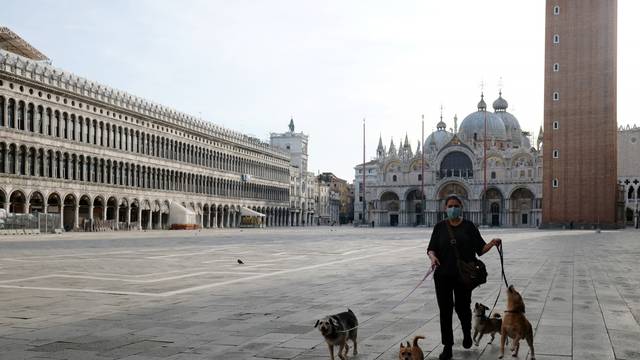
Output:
[212,209,217,228]
[59,204,64,230]
[137,207,142,230]
[126,206,131,230]
[115,206,119,230]
[147,211,152,230]
[74,203,79,230]
[88,204,94,232]
[159,211,163,230]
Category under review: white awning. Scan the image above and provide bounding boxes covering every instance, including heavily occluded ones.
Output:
[240,207,265,217]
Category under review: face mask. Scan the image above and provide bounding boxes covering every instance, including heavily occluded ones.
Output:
[447,207,462,219]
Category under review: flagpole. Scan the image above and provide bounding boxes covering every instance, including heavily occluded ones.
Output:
[421,114,425,226]
[483,93,488,226]
[362,118,366,226]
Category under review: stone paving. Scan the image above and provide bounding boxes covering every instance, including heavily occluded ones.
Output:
[0,227,639,360]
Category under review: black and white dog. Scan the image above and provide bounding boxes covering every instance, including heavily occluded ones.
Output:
[315,309,358,360]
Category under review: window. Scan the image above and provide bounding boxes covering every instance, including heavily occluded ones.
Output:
[553,5,560,15]
[553,34,560,44]
[418,174,422,181]
[553,149,559,158]
[359,196,363,202]
[553,92,560,101]
[491,171,496,179]
[553,63,559,72]
[521,213,528,225]
[392,175,397,182]
[552,178,559,188]
[553,121,559,129]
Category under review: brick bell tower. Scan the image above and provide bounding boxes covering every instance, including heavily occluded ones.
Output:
[542,0,619,228]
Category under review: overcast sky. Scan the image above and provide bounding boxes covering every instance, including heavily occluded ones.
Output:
[2,1,638,180]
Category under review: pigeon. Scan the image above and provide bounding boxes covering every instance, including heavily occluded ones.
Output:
[237,259,244,264]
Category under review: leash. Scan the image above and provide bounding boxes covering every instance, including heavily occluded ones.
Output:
[338,265,436,333]
[488,243,509,316]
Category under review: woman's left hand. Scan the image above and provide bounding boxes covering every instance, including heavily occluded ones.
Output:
[491,238,502,247]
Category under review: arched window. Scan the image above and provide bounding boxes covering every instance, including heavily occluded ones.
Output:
[0,96,5,126]
[7,99,15,128]
[440,151,473,179]
[54,111,61,137]
[392,174,397,182]
[17,101,25,130]
[37,106,44,134]
[27,103,34,132]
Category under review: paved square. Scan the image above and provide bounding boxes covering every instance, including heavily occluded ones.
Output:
[1,228,639,359]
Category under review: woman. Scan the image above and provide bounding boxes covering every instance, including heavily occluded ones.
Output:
[427,194,501,360]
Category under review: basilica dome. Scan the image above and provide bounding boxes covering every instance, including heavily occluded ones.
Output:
[492,92,522,146]
[425,129,453,151]
[425,116,453,152]
[459,94,507,142]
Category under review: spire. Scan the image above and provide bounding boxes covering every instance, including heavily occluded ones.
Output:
[376,135,385,158]
[537,125,544,150]
[288,117,295,132]
[454,114,458,134]
[437,105,447,131]
[477,93,487,111]
[388,138,397,156]
[404,133,410,147]
[492,90,509,112]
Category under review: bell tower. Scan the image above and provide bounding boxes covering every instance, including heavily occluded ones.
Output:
[542,1,619,228]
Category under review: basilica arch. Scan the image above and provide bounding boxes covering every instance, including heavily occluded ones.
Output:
[482,187,504,226]
[405,188,425,226]
[377,191,400,226]
[509,187,536,227]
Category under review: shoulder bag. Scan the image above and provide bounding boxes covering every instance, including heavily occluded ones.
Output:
[446,223,487,290]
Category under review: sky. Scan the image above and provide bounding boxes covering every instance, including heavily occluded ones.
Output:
[2,1,638,181]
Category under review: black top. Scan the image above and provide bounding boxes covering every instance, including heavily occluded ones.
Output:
[427,219,487,278]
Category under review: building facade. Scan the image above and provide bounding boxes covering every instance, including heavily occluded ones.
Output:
[318,172,353,224]
[270,120,317,226]
[354,93,543,227]
[0,36,291,232]
[618,124,640,228]
[542,1,622,228]
[315,173,341,225]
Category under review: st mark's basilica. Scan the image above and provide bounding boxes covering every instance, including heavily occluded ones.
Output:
[354,92,543,227]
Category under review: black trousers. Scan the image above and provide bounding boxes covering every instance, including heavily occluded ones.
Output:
[434,274,472,346]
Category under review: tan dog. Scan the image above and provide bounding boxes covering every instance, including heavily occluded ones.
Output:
[398,336,425,360]
[499,285,535,360]
[473,302,502,346]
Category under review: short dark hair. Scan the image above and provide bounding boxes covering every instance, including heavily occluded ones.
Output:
[445,194,463,207]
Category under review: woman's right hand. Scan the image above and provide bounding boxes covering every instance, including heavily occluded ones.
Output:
[428,251,440,268]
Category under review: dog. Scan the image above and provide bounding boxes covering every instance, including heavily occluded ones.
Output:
[398,335,425,360]
[314,309,358,360]
[499,285,535,360]
[472,302,502,346]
